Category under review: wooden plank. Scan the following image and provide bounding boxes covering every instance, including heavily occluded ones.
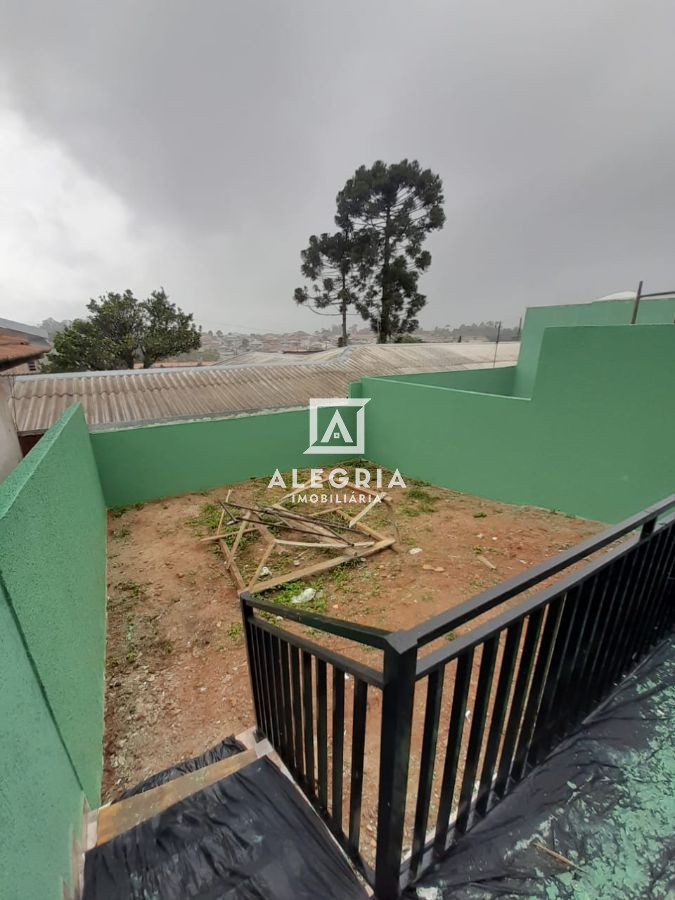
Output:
[230,510,251,560]
[218,537,245,590]
[249,538,395,593]
[200,525,257,543]
[333,507,388,543]
[269,506,345,541]
[349,492,387,527]
[274,538,373,550]
[96,749,257,846]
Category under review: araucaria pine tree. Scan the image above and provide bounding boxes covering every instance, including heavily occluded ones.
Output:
[337,160,445,342]
[293,218,364,346]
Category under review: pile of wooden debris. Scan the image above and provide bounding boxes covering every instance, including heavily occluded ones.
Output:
[201,477,397,593]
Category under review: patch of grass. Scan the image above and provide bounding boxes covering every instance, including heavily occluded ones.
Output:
[116,580,145,600]
[473,511,487,518]
[133,502,145,510]
[189,502,222,532]
[403,484,440,515]
[444,631,456,642]
[109,506,128,518]
[407,486,434,503]
[266,580,327,614]
[472,545,484,555]
[112,526,130,540]
[226,623,243,641]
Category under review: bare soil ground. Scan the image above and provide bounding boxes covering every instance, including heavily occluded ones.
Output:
[103,470,600,811]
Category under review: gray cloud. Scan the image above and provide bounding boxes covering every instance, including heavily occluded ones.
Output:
[1,0,675,331]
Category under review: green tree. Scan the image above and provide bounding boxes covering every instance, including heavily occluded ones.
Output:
[293,221,363,346]
[337,159,445,342]
[42,289,201,372]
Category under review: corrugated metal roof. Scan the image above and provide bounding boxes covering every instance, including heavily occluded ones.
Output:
[10,342,519,433]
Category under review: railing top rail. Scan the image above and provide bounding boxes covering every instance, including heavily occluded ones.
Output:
[241,591,391,649]
[405,492,675,650]
[250,612,385,688]
[414,529,646,679]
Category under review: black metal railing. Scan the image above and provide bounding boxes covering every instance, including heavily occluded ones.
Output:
[241,493,675,899]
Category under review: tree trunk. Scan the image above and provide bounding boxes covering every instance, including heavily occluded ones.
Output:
[379,207,392,343]
[340,276,349,346]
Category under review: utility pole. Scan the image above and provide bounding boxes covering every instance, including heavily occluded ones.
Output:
[492,320,502,367]
[630,280,643,324]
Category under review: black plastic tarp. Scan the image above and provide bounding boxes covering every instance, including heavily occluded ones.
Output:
[85,755,366,899]
[115,736,246,801]
[407,636,675,900]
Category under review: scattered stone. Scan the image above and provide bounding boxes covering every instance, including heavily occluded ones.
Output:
[478,555,496,570]
[409,547,423,555]
[260,566,271,577]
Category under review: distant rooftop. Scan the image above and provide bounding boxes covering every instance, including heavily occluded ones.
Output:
[0,319,50,371]
[10,341,519,433]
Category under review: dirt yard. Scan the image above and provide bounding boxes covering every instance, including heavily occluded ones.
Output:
[103,468,601,813]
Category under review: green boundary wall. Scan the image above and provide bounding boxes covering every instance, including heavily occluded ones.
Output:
[91,407,350,508]
[0,405,107,899]
[354,324,675,523]
[514,296,675,397]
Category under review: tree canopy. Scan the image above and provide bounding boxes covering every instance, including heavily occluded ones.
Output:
[294,160,445,344]
[337,160,445,342]
[42,289,201,373]
[293,224,365,346]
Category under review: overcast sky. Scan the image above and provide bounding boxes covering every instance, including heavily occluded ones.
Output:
[1,1,674,334]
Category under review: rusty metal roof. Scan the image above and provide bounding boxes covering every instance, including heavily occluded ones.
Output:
[10,342,518,433]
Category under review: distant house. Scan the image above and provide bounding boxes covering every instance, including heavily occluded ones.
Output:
[0,318,50,374]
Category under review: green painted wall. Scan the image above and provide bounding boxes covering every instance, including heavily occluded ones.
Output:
[91,408,350,508]
[514,296,675,397]
[0,404,107,898]
[0,582,84,900]
[358,324,675,523]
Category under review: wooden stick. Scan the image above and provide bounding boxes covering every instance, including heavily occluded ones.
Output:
[532,841,578,869]
[274,538,374,549]
[200,525,257,543]
[247,541,275,590]
[249,538,395,593]
[229,511,250,560]
[218,538,244,590]
[333,507,388,543]
[349,492,387,527]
